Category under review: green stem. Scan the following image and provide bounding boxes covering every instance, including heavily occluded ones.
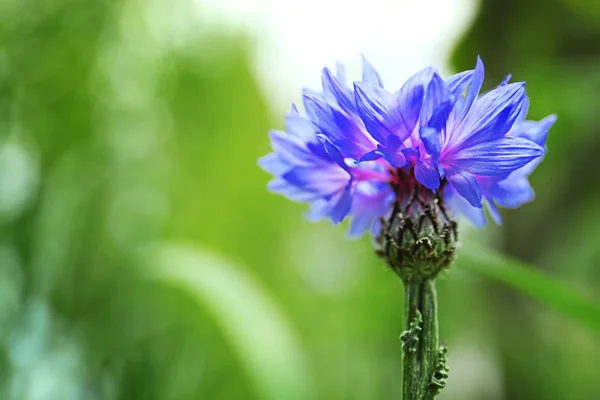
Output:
[402,283,422,399]
[402,279,441,400]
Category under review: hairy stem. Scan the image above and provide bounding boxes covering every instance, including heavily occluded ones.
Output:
[402,279,444,400]
[402,283,423,399]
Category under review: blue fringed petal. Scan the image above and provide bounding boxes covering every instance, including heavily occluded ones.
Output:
[446,169,483,208]
[361,54,384,88]
[450,136,545,176]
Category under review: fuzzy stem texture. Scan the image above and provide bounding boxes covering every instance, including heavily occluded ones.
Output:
[401,279,441,400]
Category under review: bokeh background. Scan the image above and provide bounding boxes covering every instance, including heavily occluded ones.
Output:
[0,0,599,399]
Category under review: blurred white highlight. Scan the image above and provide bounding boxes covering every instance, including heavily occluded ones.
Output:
[196,0,477,110]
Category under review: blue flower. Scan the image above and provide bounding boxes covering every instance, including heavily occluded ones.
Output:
[260,56,555,235]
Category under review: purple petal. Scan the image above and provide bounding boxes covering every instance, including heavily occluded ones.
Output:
[305,188,352,223]
[516,96,530,122]
[285,112,318,143]
[393,68,433,134]
[305,198,331,221]
[446,70,473,96]
[486,198,502,225]
[419,127,441,161]
[268,178,322,202]
[303,93,370,160]
[282,165,349,195]
[379,146,407,168]
[317,134,350,170]
[493,177,535,208]
[329,108,376,158]
[335,61,347,84]
[454,56,485,125]
[361,54,384,87]
[268,130,313,165]
[330,183,353,224]
[302,93,337,131]
[354,82,411,145]
[322,67,355,112]
[445,186,486,227]
[420,73,450,125]
[447,169,483,207]
[449,136,545,176]
[457,82,527,149]
[500,74,512,86]
[508,114,557,147]
[359,149,382,162]
[258,153,290,175]
[347,183,393,237]
[415,162,440,191]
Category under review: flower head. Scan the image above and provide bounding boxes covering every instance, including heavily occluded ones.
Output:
[260,56,555,240]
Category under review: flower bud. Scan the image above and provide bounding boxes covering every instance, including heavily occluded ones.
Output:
[376,169,458,283]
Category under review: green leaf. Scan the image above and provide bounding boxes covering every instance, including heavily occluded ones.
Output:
[457,244,600,335]
[143,244,314,400]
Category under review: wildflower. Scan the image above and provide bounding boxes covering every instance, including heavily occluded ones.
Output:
[261,57,556,399]
[260,56,555,242]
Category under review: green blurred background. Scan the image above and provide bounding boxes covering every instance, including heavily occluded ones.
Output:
[0,0,598,399]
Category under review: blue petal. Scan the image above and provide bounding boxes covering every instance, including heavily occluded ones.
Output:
[322,67,355,112]
[268,130,313,165]
[285,112,318,143]
[268,178,322,202]
[361,54,384,87]
[509,114,557,147]
[347,184,393,237]
[401,67,437,92]
[447,170,483,207]
[330,183,353,224]
[379,145,407,168]
[354,82,411,145]
[445,187,486,227]
[446,70,473,96]
[282,165,349,195]
[335,61,347,85]
[516,96,530,122]
[485,198,502,225]
[455,56,485,125]
[305,187,352,223]
[302,90,329,121]
[359,149,382,162]
[420,127,441,161]
[401,147,420,164]
[303,93,370,159]
[451,136,545,176]
[415,162,440,190]
[419,95,457,163]
[458,82,526,149]
[258,153,290,175]
[348,213,376,238]
[493,177,535,208]
[329,108,376,158]
[317,134,351,170]
[305,198,330,221]
[393,68,434,134]
[500,74,512,86]
[420,73,450,125]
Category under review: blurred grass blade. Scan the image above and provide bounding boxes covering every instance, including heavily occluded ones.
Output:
[458,244,600,335]
[145,244,314,400]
